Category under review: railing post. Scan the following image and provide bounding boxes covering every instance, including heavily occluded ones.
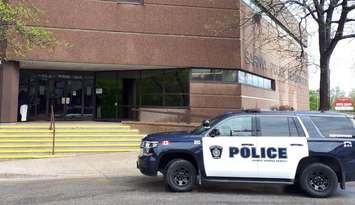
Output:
[49,105,56,155]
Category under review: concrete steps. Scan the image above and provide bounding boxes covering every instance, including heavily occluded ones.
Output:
[0,123,144,159]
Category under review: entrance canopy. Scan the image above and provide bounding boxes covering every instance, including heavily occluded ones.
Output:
[20,61,176,71]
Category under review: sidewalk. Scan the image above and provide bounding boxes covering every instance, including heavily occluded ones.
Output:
[0,152,140,181]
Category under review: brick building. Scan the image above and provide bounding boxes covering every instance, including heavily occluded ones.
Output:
[0,0,309,123]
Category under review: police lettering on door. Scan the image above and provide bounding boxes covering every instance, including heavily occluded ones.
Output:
[210,145,288,162]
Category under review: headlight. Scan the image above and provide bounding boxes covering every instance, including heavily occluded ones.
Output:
[140,141,159,156]
[141,141,159,149]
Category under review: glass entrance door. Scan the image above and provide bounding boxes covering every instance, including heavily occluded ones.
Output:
[51,77,94,120]
[20,70,95,121]
[96,72,120,120]
[95,71,139,121]
[65,79,83,119]
[50,79,66,118]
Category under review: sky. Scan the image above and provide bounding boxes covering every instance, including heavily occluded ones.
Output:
[306,14,355,95]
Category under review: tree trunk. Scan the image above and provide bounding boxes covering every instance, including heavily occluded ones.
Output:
[319,55,331,111]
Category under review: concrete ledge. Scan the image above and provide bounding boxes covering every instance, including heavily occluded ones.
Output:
[123,121,198,134]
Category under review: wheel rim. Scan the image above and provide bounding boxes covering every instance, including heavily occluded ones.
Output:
[172,167,191,187]
[308,171,330,192]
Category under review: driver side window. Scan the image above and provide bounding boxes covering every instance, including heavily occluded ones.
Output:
[216,116,253,136]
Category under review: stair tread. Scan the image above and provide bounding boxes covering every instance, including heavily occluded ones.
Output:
[0,139,141,142]
[0,130,139,133]
[0,123,142,159]
[0,134,145,137]
[0,125,130,128]
[0,144,139,148]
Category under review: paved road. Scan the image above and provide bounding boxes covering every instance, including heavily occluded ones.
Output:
[0,153,355,205]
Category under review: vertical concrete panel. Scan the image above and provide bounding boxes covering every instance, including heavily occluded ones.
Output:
[0,61,20,123]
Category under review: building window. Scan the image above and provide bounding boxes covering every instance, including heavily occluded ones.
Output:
[117,0,144,5]
[191,69,237,83]
[140,69,189,107]
[238,70,275,90]
[191,68,275,90]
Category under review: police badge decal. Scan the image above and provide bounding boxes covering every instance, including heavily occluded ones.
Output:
[210,145,223,159]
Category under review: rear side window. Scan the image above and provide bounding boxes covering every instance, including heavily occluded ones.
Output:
[259,116,304,137]
[310,116,354,138]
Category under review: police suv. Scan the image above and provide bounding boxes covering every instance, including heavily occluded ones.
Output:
[137,111,355,197]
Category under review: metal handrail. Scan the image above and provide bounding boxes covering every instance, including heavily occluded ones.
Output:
[49,105,56,155]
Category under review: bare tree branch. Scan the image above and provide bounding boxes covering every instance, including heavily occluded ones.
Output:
[331,18,355,23]
[340,34,355,39]
[327,0,349,55]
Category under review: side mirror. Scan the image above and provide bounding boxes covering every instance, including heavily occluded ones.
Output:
[209,128,220,137]
[202,120,210,129]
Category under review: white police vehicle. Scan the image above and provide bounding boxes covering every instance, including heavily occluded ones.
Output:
[137,111,355,197]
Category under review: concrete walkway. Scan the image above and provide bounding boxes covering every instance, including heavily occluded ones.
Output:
[0,152,140,181]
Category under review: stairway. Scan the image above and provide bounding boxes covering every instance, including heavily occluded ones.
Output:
[0,123,145,159]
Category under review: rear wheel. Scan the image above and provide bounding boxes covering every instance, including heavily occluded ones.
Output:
[165,159,196,192]
[299,163,338,198]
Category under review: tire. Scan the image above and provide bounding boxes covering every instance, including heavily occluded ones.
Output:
[165,159,196,192]
[299,163,338,198]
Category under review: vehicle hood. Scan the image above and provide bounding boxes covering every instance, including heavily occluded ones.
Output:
[143,131,200,142]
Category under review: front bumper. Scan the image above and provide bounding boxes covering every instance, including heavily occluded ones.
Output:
[137,155,159,176]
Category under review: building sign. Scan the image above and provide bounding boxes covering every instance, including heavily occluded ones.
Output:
[334,98,354,111]
[244,51,307,85]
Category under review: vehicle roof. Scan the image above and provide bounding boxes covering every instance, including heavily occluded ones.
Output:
[222,111,348,118]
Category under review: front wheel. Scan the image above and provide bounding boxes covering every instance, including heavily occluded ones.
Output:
[299,163,338,198]
[165,159,196,192]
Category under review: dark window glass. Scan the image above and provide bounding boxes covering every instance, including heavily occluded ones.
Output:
[300,116,323,138]
[310,116,354,138]
[164,70,189,93]
[140,69,189,107]
[216,116,253,136]
[259,116,296,136]
[141,94,163,106]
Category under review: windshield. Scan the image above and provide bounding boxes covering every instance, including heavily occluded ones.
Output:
[190,115,225,135]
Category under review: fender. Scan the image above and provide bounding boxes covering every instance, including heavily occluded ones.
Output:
[157,149,202,172]
[296,154,346,189]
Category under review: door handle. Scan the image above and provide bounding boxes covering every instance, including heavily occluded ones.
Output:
[290,144,304,146]
[241,143,254,146]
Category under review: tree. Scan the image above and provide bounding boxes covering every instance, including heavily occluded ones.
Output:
[253,0,355,111]
[0,0,56,61]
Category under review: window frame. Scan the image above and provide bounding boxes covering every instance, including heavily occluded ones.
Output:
[190,68,276,91]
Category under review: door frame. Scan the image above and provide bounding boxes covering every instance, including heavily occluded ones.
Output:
[254,114,309,180]
[202,114,258,178]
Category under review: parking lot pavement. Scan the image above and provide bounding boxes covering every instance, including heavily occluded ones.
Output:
[1,153,355,205]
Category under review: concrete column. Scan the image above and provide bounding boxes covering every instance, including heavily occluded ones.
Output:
[0,61,20,123]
